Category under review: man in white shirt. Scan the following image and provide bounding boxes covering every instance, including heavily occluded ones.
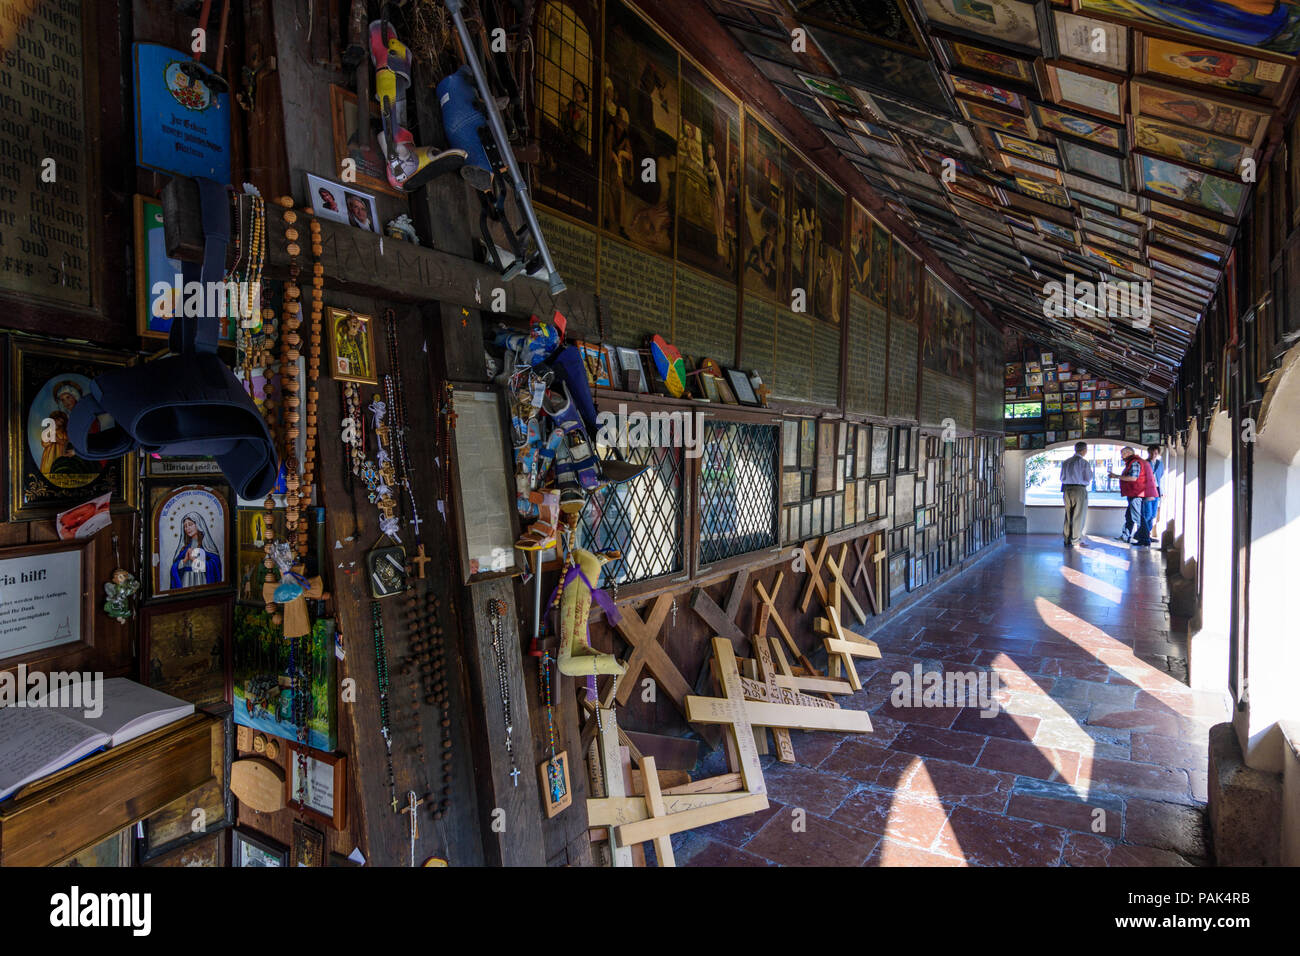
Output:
[1059,441,1094,547]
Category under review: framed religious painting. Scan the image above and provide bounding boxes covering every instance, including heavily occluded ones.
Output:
[326,307,379,385]
[1031,103,1123,150]
[956,98,1036,139]
[235,506,284,606]
[1134,152,1247,222]
[1135,32,1292,105]
[949,75,1029,112]
[855,90,980,156]
[285,745,348,830]
[936,36,1038,88]
[134,195,236,344]
[1059,139,1127,186]
[1143,197,1233,238]
[1129,78,1269,150]
[328,85,403,198]
[1130,116,1252,177]
[7,339,138,521]
[148,482,233,600]
[291,819,326,867]
[140,594,232,707]
[869,424,891,477]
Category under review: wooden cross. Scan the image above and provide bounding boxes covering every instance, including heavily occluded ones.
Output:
[590,708,634,867]
[825,547,868,625]
[852,536,880,615]
[768,638,855,696]
[798,536,831,613]
[263,565,326,639]
[687,568,750,651]
[687,639,873,794]
[753,573,818,675]
[817,587,881,692]
[613,593,721,749]
[410,544,431,579]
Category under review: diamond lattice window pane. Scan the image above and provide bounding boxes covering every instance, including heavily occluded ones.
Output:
[698,421,779,565]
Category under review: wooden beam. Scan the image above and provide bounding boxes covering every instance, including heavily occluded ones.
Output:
[798,537,831,613]
[826,547,868,625]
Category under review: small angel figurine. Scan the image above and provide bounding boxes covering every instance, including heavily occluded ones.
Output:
[103,568,140,624]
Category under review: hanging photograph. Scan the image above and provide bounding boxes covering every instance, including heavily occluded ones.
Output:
[602,0,679,256]
[8,340,138,521]
[233,828,288,868]
[676,59,740,279]
[149,482,232,599]
[533,0,601,221]
[304,173,379,233]
[140,594,232,707]
[326,307,379,385]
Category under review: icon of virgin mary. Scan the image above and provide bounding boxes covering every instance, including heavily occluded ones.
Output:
[170,511,224,589]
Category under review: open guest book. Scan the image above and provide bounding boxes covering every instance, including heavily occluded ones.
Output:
[0,678,195,800]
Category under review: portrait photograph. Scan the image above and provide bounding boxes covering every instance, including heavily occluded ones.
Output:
[327,307,379,384]
[150,482,232,599]
[305,172,379,233]
[8,340,138,521]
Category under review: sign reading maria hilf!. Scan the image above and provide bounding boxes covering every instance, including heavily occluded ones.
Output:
[0,547,82,659]
[133,42,231,182]
[0,0,93,307]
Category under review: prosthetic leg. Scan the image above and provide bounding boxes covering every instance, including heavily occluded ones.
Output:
[369,18,469,191]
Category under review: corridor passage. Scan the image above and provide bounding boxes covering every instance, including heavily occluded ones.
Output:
[679,535,1228,867]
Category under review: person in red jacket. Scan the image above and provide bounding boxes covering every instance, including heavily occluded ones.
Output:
[1109,446,1158,547]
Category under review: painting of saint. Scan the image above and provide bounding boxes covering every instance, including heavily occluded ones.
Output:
[151,484,231,598]
[867,218,891,309]
[328,308,378,385]
[11,341,135,520]
[676,60,739,279]
[533,0,600,220]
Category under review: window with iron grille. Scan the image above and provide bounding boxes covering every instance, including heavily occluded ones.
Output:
[575,443,684,586]
[699,420,779,565]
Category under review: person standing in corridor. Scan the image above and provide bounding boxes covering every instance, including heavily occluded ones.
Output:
[1110,446,1158,547]
[1059,441,1094,547]
[1145,444,1165,549]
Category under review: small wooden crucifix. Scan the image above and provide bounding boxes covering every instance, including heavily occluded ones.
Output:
[411,544,431,579]
[263,563,327,639]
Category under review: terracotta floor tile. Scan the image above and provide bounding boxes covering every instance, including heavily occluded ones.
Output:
[817,738,920,788]
[889,724,989,765]
[830,786,951,847]
[1061,833,1194,867]
[952,707,1041,741]
[935,806,1067,866]
[744,810,881,867]
[976,738,1083,785]
[691,799,786,849]
[756,764,858,818]
[865,837,968,867]
[676,838,779,867]
[1123,798,1208,859]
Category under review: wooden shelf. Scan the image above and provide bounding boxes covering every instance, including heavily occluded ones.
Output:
[0,713,218,867]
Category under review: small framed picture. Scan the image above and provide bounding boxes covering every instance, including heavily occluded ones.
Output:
[539,751,573,818]
[575,340,612,388]
[291,819,326,867]
[327,307,379,385]
[615,347,648,393]
[140,594,233,707]
[305,172,379,233]
[366,545,408,599]
[233,827,289,867]
[725,367,761,406]
[286,746,348,830]
[328,85,403,198]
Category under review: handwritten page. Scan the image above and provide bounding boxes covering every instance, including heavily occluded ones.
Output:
[0,707,106,801]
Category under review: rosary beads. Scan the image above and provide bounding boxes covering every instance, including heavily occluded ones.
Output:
[488,598,520,787]
[372,600,398,810]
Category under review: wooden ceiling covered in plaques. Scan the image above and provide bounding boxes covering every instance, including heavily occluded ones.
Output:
[696,0,1299,395]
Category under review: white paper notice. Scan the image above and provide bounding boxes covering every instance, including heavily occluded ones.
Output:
[0,548,82,659]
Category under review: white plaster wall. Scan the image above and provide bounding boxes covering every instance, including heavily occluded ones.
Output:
[1192,410,1232,695]
[1236,343,1300,772]
[1182,427,1201,583]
